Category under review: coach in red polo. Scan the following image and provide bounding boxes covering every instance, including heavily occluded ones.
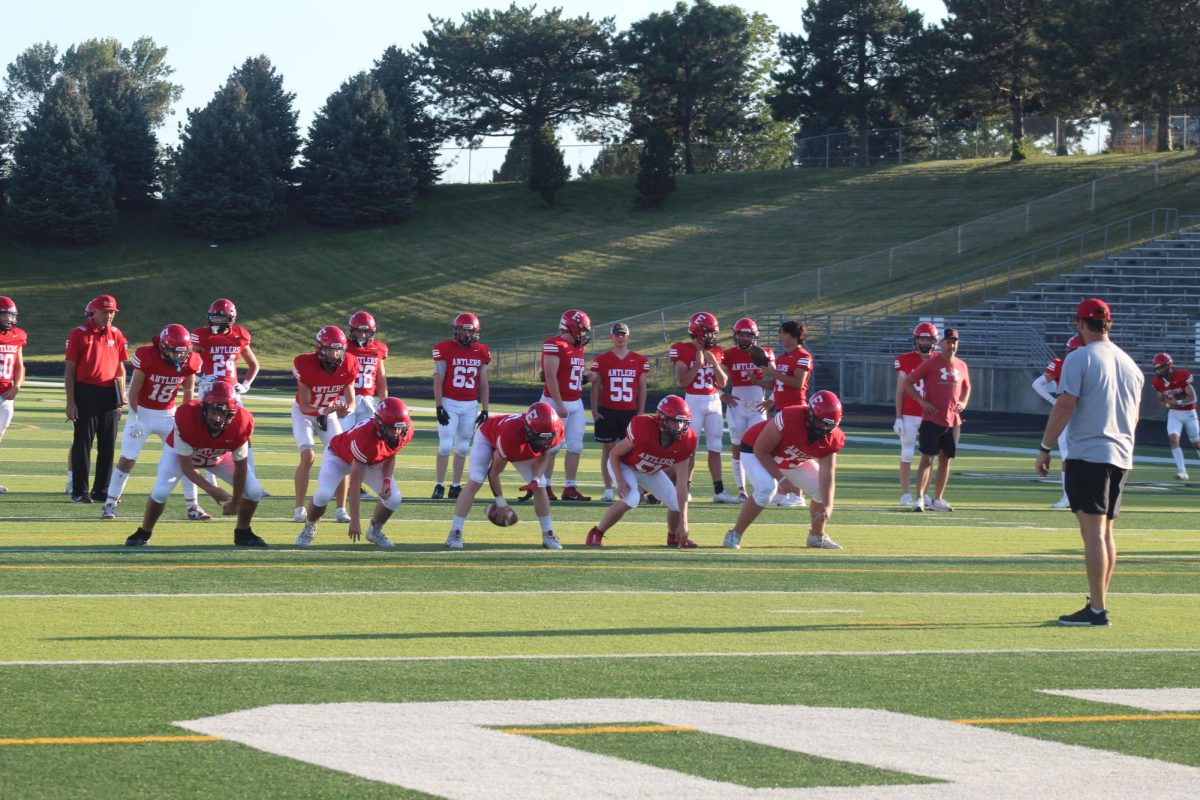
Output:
[65,295,128,503]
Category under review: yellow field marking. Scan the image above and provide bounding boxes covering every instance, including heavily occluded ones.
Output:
[955,713,1200,725]
[501,724,697,736]
[0,735,221,746]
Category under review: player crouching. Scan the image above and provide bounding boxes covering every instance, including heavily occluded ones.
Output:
[125,382,266,547]
[586,395,698,548]
[446,402,564,550]
[295,398,413,549]
[722,390,845,551]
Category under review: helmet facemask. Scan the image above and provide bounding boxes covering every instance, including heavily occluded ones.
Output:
[351,326,374,348]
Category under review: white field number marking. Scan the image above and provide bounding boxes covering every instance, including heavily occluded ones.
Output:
[177,699,1200,799]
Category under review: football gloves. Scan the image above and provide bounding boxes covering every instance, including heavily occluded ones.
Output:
[475,409,489,427]
[436,405,450,426]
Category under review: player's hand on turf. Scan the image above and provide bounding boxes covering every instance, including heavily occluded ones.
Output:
[348,521,363,541]
[892,418,904,436]
[436,405,450,425]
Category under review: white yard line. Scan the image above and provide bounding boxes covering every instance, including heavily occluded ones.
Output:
[2,589,1198,599]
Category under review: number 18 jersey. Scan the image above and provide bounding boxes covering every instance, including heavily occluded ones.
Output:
[433,339,491,402]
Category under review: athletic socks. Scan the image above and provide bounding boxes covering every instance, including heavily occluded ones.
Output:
[538,515,553,533]
[106,469,130,502]
[1172,447,1187,473]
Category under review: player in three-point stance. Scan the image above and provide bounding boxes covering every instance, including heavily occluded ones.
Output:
[1151,352,1200,481]
[432,313,490,500]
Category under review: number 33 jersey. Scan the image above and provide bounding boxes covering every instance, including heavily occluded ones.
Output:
[432,339,491,402]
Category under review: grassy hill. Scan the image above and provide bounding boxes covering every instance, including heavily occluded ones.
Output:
[2,151,1196,377]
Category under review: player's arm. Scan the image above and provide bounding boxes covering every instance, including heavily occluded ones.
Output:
[1031,374,1057,406]
[432,359,449,424]
[477,364,490,419]
[543,353,566,414]
[296,381,322,415]
[126,369,146,415]
[607,437,635,497]
[177,454,231,503]
[672,461,691,536]
[674,358,701,389]
[590,365,603,419]
[752,420,798,495]
[374,357,388,400]
[181,374,196,405]
[346,459,368,539]
[239,345,260,390]
[709,351,728,389]
[337,383,356,417]
[1156,389,1169,408]
[895,372,910,418]
[818,453,836,519]
[636,370,648,414]
[487,451,511,498]
[1176,383,1196,407]
[904,364,935,414]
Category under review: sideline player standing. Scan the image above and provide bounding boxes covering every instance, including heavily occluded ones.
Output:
[1032,335,1082,507]
[722,318,773,502]
[432,313,490,499]
[0,297,27,494]
[904,327,970,512]
[295,398,413,549]
[585,395,697,548]
[893,322,939,507]
[723,390,845,550]
[758,319,813,507]
[671,312,735,503]
[539,309,592,501]
[65,295,128,504]
[1036,298,1142,626]
[191,298,259,399]
[124,382,267,548]
[1150,352,1199,481]
[590,322,649,503]
[291,326,360,523]
[100,325,210,521]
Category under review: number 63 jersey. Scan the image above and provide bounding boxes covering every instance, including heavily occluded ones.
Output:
[191,324,252,386]
[432,338,491,402]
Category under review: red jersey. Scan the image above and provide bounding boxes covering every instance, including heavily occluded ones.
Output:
[329,417,413,465]
[669,341,725,396]
[1044,357,1064,385]
[433,339,491,402]
[618,414,698,474]
[743,406,845,468]
[542,337,587,402]
[907,354,970,427]
[166,399,255,467]
[1153,370,1196,411]
[65,323,128,386]
[131,343,203,411]
[348,339,389,397]
[772,347,812,409]
[292,352,361,416]
[0,325,28,394]
[724,345,774,388]
[480,413,565,463]
[894,350,930,417]
[590,350,650,411]
[191,325,252,386]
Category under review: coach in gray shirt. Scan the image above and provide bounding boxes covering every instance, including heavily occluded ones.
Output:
[1036,298,1142,627]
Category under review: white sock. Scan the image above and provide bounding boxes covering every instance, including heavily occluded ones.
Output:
[538,515,553,533]
[451,515,466,531]
[106,469,130,502]
[337,507,348,518]
[730,455,744,491]
[564,480,576,488]
[183,479,199,504]
[1172,447,1187,472]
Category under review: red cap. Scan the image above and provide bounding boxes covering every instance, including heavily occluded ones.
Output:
[1077,297,1111,320]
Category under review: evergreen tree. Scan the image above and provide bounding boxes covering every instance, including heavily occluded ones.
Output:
[527,124,569,204]
[492,127,533,182]
[635,123,677,207]
[231,56,300,185]
[88,69,158,205]
[6,77,115,243]
[371,46,444,191]
[169,79,283,240]
[300,72,416,226]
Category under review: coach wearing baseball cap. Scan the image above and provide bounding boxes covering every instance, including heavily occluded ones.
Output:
[1036,298,1142,627]
[65,295,128,503]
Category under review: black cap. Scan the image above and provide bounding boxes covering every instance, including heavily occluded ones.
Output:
[611,323,630,335]
[942,328,959,340]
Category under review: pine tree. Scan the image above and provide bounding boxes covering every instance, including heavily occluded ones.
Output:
[88,68,158,205]
[528,124,569,204]
[635,123,677,208]
[300,72,416,226]
[371,47,444,191]
[492,127,533,183]
[231,56,300,186]
[6,76,115,243]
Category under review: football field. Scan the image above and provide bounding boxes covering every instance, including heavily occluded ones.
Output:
[1,385,1198,798]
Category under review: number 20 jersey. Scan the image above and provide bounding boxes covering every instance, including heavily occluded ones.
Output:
[432,339,491,402]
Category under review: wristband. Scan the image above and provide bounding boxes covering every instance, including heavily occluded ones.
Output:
[494,496,508,508]
[1038,443,1052,454]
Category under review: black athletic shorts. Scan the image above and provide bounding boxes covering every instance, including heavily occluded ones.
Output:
[918,420,960,457]
[594,407,637,443]
[1064,459,1128,519]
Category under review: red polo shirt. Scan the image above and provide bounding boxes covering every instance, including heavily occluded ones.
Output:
[65,323,128,386]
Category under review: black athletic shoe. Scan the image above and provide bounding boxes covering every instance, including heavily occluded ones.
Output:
[431,484,445,500]
[125,528,152,546]
[72,494,94,504]
[234,528,268,548]
[1058,602,1109,627]
[90,490,107,503]
[447,484,462,500]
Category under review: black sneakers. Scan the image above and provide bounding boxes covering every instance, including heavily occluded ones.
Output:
[447,484,462,500]
[234,528,268,548]
[1058,601,1110,627]
[431,484,445,500]
[125,528,152,546]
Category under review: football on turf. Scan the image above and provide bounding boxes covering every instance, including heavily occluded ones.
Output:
[486,503,519,527]
[748,345,771,367]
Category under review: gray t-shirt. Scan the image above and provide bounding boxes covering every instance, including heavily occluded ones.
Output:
[1059,339,1143,469]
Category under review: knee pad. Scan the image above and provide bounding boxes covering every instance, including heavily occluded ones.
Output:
[453,441,470,458]
[382,490,404,511]
[437,440,454,457]
[752,486,776,508]
[150,482,174,504]
[242,478,265,503]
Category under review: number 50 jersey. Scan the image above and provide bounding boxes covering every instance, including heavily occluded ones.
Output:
[432,338,491,402]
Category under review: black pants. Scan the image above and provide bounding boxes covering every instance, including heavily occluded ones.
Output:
[71,382,121,498]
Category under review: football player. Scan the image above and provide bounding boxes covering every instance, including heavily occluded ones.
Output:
[100,324,208,521]
[295,398,413,549]
[893,322,940,508]
[722,390,845,550]
[191,298,259,399]
[0,296,27,494]
[124,382,267,547]
[585,395,698,548]
[721,318,773,503]
[345,311,390,500]
[589,322,650,503]
[432,313,490,500]
[537,309,592,501]
[446,402,565,550]
[292,326,360,523]
[1032,334,1082,507]
[670,312,734,503]
[1151,352,1199,480]
[757,319,813,507]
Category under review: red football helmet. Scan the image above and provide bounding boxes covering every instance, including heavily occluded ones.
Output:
[523,401,561,452]
[316,325,348,368]
[201,381,239,433]
[0,296,16,331]
[374,397,411,447]
[1065,335,1082,354]
[913,321,939,354]
[208,298,237,333]
[348,311,376,347]
[807,390,843,436]
[732,317,758,350]
[86,294,119,315]
[559,309,591,347]
[1152,352,1174,378]
[454,312,481,346]
[159,323,192,368]
[689,312,720,348]
[656,395,692,441]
